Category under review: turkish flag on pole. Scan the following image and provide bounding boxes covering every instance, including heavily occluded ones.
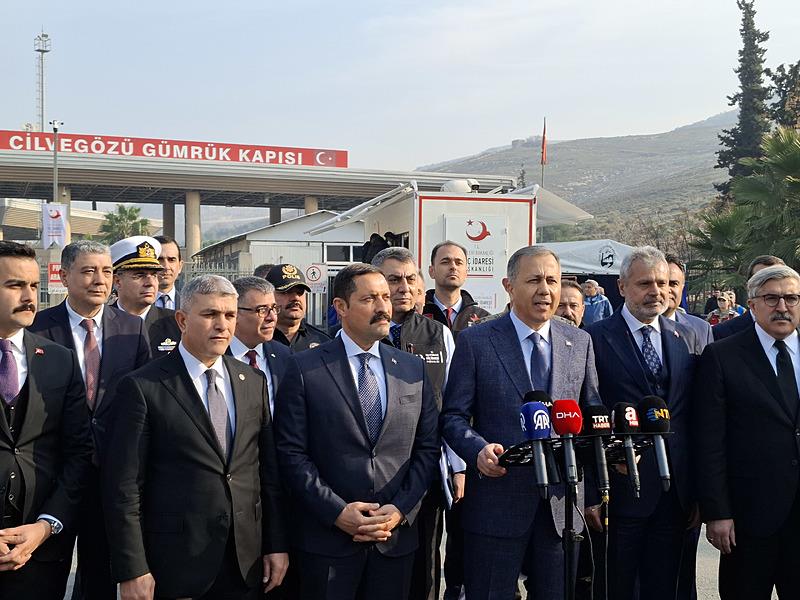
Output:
[540,117,547,166]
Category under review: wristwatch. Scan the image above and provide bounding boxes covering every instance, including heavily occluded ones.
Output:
[38,517,63,535]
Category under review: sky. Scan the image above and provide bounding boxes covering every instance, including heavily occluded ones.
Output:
[1,0,798,171]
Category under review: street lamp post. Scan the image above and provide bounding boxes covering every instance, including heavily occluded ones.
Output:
[49,119,63,203]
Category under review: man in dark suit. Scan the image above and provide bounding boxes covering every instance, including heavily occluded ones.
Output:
[275,263,440,600]
[440,246,602,599]
[29,240,150,600]
[229,276,295,600]
[695,265,800,599]
[154,235,183,311]
[664,254,713,346]
[713,255,786,341]
[230,277,291,417]
[0,241,93,599]
[585,246,706,600]
[109,235,182,357]
[104,274,289,599]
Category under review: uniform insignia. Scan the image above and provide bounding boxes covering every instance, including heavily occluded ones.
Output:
[137,242,157,259]
[35,347,44,355]
[309,342,320,348]
[281,264,301,280]
[238,373,246,381]
[157,338,178,353]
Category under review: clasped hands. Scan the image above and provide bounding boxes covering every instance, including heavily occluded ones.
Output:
[0,521,51,572]
[335,502,403,543]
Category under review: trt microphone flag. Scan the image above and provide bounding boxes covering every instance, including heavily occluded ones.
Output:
[540,117,547,166]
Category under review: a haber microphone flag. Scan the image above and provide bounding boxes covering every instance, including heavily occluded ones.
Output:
[540,117,547,166]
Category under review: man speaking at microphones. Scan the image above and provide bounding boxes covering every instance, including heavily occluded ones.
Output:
[585,246,706,600]
[695,265,800,599]
[440,246,601,599]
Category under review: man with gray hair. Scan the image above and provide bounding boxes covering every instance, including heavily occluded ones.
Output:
[29,240,150,600]
[104,275,289,599]
[229,277,291,418]
[695,264,800,599]
[585,245,705,600]
[582,279,613,325]
[441,245,601,598]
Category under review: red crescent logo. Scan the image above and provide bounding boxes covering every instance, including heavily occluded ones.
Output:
[466,220,491,242]
[48,209,62,219]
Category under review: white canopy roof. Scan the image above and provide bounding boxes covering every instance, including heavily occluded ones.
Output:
[541,239,634,275]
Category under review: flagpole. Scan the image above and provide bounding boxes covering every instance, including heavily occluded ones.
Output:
[540,116,547,188]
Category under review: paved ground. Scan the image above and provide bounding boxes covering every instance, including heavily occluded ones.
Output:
[63,528,778,599]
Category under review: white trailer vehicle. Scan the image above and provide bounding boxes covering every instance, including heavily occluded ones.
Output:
[308,180,592,313]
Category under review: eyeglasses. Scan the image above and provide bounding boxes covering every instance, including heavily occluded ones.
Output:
[753,294,800,307]
[238,304,281,316]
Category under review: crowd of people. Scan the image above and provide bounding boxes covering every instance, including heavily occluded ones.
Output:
[0,233,796,600]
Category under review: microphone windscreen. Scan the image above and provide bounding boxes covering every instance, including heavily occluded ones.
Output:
[612,402,640,434]
[551,399,583,436]
[638,395,671,433]
[524,390,553,409]
[582,404,612,435]
[520,402,552,441]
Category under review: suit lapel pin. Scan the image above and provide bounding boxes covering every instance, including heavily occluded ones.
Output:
[391,357,397,364]
[238,373,245,381]
[565,341,573,347]
[674,331,680,337]
[35,347,44,355]
[270,353,276,358]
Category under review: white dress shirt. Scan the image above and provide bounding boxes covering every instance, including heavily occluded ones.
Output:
[621,304,664,364]
[432,294,464,325]
[2,328,27,393]
[754,323,800,391]
[178,342,236,435]
[340,329,388,417]
[117,301,151,321]
[229,336,274,415]
[509,309,552,384]
[157,288,176,310]
[65,301,104,378]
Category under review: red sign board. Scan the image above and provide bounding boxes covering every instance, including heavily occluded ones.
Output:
[0,130,348,168]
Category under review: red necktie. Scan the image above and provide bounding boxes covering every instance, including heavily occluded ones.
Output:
[245,349,260,371]
[446,307,455,326]
[81,319,101,410]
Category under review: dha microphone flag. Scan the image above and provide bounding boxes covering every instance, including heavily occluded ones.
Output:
[551,399,582,485]
[612,402,641,498]
[639,395,672,492]
[582,405,612,498]
[520,396,551,499]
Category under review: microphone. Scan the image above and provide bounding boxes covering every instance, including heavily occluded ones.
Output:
[582,404,612,500]
[639,395,672,492]
[520,397,551,499]
[612,402,641,498]
[526,391,560,485]
[551,399,583,486]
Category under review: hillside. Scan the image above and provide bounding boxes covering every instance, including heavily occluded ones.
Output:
[419,111,736,221]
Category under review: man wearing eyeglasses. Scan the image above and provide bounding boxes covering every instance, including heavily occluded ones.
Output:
[695,265,800,599]
[109,236,182,358]
[229,277,291,418]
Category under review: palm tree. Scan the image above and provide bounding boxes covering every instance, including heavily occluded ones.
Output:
[732,127,800,265]
[98,205,150,244]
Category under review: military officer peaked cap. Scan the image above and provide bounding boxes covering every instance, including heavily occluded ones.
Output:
[266,263,311,293]
[110,235,164,272]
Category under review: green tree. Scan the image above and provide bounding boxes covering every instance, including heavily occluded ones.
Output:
[99,204,150,244]
[732,127,800,265]
[715,0,771,198]
[766,61,800,128]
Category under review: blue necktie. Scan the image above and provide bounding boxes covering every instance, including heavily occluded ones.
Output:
[390,324,402,349]
[528,332,551,392]
[357,353,383,444]
[640,325,663,378]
